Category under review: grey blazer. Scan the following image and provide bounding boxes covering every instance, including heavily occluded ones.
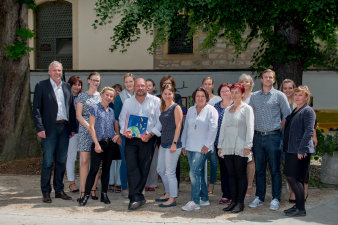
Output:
[33,79,76,136]
[285,104,316,155]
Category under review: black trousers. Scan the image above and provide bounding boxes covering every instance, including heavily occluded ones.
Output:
[218,154,231,198]
[125,136,156,202]
[223,155,248,204]
[84,140,117,195]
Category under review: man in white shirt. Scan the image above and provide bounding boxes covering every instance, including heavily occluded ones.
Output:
[119,78,161,210]
[33,61,76,203]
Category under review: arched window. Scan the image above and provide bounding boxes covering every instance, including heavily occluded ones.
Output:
[36,1,72,69]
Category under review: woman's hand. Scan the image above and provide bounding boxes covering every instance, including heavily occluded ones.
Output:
[95,143,103,153]
[201,145,209,155]
[112,134,120,143]
[182,148,187,156]
[218,148,223,158]
[297,153,306,159]
[244,148,251,156]
[170,144,177,153]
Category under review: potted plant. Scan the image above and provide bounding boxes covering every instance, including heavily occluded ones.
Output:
[315,129,338,185]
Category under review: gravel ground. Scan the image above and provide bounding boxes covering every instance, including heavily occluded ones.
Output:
[0,175,337,225]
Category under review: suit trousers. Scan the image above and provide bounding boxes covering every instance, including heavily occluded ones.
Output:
[41,123,70,194]
[125,136,156,202]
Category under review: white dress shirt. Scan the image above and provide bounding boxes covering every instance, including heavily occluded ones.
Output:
[119,93,161,136]
[50,78,68,121]
[181,104,218,152]
[218,102,254,157]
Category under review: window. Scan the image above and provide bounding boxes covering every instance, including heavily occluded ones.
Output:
[168,17,193,54]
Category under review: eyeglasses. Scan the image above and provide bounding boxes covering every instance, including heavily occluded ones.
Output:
[90,79,100,83]
[298,85,309,90]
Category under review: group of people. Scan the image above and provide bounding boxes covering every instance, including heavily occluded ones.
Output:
[33,61,316,217]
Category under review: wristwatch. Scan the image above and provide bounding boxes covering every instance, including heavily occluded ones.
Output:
[173,141,177,145]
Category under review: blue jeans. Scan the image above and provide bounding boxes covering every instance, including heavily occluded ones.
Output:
[206,149,218,184]
[253,133,282,201]
[187,150,208,204]
[119,136,128,190]
[41,124,70,194]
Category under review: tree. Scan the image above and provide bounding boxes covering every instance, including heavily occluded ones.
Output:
[92,0,337,86]
[0,0,40,161]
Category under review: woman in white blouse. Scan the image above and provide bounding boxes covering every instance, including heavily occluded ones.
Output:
[218,83,254,213]
[181,87,218,211]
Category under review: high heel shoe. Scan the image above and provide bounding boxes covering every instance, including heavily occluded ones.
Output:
[101,193,111,204]
[91,189,98,200]
[78,194,89,206]
[223,202,237,212]
[77,192,85,202]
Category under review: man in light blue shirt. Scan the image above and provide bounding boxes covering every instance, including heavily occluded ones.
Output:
[248,69,291,211]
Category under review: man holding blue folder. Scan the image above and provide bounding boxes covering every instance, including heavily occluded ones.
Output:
[119,78,161,210]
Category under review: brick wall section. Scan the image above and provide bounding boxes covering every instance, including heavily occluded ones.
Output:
[154,33,260,70]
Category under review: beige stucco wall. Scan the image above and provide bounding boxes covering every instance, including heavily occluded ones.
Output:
[28,0,153,70]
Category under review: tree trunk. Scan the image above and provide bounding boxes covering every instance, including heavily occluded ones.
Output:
[273,18,305,88]
[0,1,41,161]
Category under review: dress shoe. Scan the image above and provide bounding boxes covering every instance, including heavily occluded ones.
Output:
[101,193,111,204]
[223,202,237,212]
[159,201,177,208]
[128,201,142,210]
[55,192,72,200]
[42,194,52,203]
[78,195,90,206]
[285,208,306,217]
[232,203,244,213]
[283,205,297,213]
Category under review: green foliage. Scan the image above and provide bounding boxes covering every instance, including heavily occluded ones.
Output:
[93,0,337,71]
[314,129,338,160]
[5,28,35,60]
[19,0,36,10]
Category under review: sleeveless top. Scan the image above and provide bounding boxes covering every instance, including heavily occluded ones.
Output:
[159,103,182,148]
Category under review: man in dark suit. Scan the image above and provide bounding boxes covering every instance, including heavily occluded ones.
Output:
[33,61,76,203]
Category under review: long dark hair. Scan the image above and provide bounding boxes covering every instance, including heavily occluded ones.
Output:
[160,84,175,112]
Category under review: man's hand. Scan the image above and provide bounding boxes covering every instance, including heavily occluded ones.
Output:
[201,145,209,155]
[37,131,46,139]
[124,131,133,139]
[218,148,223,158]
[182,148,187,156]
[141,133,152,142]
[244,148,251,156]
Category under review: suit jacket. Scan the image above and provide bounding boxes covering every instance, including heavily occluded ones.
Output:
[33,79,76,136]
[285,104,316,155]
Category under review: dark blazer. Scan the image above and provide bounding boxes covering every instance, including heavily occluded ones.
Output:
[286,104,316,155]
[33,79,76,136]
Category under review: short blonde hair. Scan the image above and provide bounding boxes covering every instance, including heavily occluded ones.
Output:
[238,73,254,90]
[294,85,311,104]
[262,69,276,79]
[280,79,296,91]
[100,86,115,95]
[124,73,135,81]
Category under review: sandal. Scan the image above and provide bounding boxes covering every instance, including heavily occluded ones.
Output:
[114,185,122,193]
[208,184,214,195]
[91,189,98,200]
[69,182,79,193]
[108,185,115,193]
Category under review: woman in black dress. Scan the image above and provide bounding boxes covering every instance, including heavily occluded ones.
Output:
[283,86,316,217]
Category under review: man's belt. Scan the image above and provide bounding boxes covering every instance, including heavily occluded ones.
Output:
[254,129,280,136]
[56,120,67,124]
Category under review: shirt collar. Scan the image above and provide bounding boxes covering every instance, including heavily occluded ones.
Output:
[50,78,62,88]
[98,102,112,112]
[259,87,275,95]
